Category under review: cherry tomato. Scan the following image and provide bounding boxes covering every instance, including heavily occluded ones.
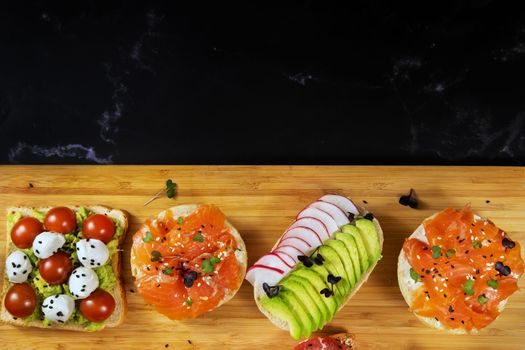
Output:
[79,288,115,322]
[82,214,115,244]
[38,251,73,285]
[4,283,37,318]
[44,207,76,234]
[11,217,44,248]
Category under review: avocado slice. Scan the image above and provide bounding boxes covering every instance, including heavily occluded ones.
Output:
[309,262,346,305]
[260,294,302,340]
[292,267,338,321]
[324,238,357,287]
[341,224,370,273]
[279,278,317,335]
[334,231,363,281]
[283,275,326,331]
[355,219,381,264]
[318,245,351,294]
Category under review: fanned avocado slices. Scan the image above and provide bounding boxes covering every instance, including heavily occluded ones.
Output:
[340,224,370,272]
[355,219,381,264]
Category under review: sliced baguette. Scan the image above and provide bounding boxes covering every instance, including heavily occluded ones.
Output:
[0,205,129,331]
[130,204,247,313]
[397,212,507,334]
[254,211,384,333]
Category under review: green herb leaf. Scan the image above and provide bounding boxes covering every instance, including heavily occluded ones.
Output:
[202,256,221,273]
[186,297,193,306]
[409,268,419,283]
[162,268,173,275]
[445,248,456,259]
[177,217,184,225]
[472,241,482,249]
[143,231,152,243]
[193,233,204,242]
[487,279,499,289]
[151,250,162,262]
[166,179,177,199]
[235,248,242,252]
[431,245,442,259]
[202,260,214,273]
[463,279,475,296]
[478,294,489,305]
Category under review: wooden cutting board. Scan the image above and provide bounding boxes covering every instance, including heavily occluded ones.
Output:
[0,165,523,350]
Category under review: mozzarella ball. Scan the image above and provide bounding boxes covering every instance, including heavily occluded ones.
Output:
[68,266,99,299]
[76,238,109,268]
[41,294,74,323]
[32,232,66,259]
[5,250,32,283]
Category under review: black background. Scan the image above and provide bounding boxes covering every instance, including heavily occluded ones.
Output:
[1,1,524,164]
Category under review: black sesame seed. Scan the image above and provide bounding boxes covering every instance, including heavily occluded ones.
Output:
[50,300,54,304]
[82,257,86,260]
[82,274,86,277]
[90,245,95,249]
[11,262,16,268]
[13,272,16,275]
[23,255,27,260]
[36,249,40,254]
[22,270,27,274]
[449,305,454,313]
[38,241,42,244]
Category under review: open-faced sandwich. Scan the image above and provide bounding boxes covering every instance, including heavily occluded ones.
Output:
[246,194,384,340]
[130,204,247,320]
[1,206,128,331]
[398,207,524,333]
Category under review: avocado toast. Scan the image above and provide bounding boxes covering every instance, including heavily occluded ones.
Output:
[1,205,128,331]
[246,194,384,340]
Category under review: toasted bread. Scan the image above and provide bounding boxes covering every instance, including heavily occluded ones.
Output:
[0,205,129,331]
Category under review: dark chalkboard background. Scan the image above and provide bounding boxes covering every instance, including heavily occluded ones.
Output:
[1,1,524,165]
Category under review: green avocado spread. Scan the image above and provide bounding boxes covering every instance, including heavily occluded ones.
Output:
[5,207,121,330]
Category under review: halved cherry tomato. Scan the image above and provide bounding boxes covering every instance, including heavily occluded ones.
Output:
[39,251,73,285]
[82,214,115,244]
[79,288,115,322]
[44,207,76,234]
[4,283,37,318]
[11,217,44,248]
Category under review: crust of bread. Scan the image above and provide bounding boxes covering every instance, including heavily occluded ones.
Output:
[397,212,508,334]
[0,205,129,331]
[130,204,247,316]
[254,205,384,332]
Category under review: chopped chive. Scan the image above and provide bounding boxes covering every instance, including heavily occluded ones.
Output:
[193,233,204,242]
[431,246,442,259]
[472,241,482,249]
[478,294,489,305]
[487,279,499,289]
[463,279,475,296]
[177,217,184,225]
[445,248,456,259]
[186,297,193,306]
[409,268,419,283]
[162,268,173,275]
[143,231,153,243]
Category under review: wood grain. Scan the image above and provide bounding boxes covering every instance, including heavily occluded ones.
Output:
[0,165,523,350]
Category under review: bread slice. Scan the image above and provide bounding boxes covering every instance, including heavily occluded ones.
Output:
[397,212,507,334]
[130,204,247,313]
[0,205,129,331]
[254,213,384,332]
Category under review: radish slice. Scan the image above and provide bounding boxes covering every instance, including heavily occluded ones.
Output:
[309,201,350,227]
[255,252,294,269]
[246,264,286,287]
[272,250,296,266]
[297,207,338,235]
[288,217,330,241]
[319,194,359,215]
[281,226,323,247]
[273,245,304,263]
[277,237,311,254]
